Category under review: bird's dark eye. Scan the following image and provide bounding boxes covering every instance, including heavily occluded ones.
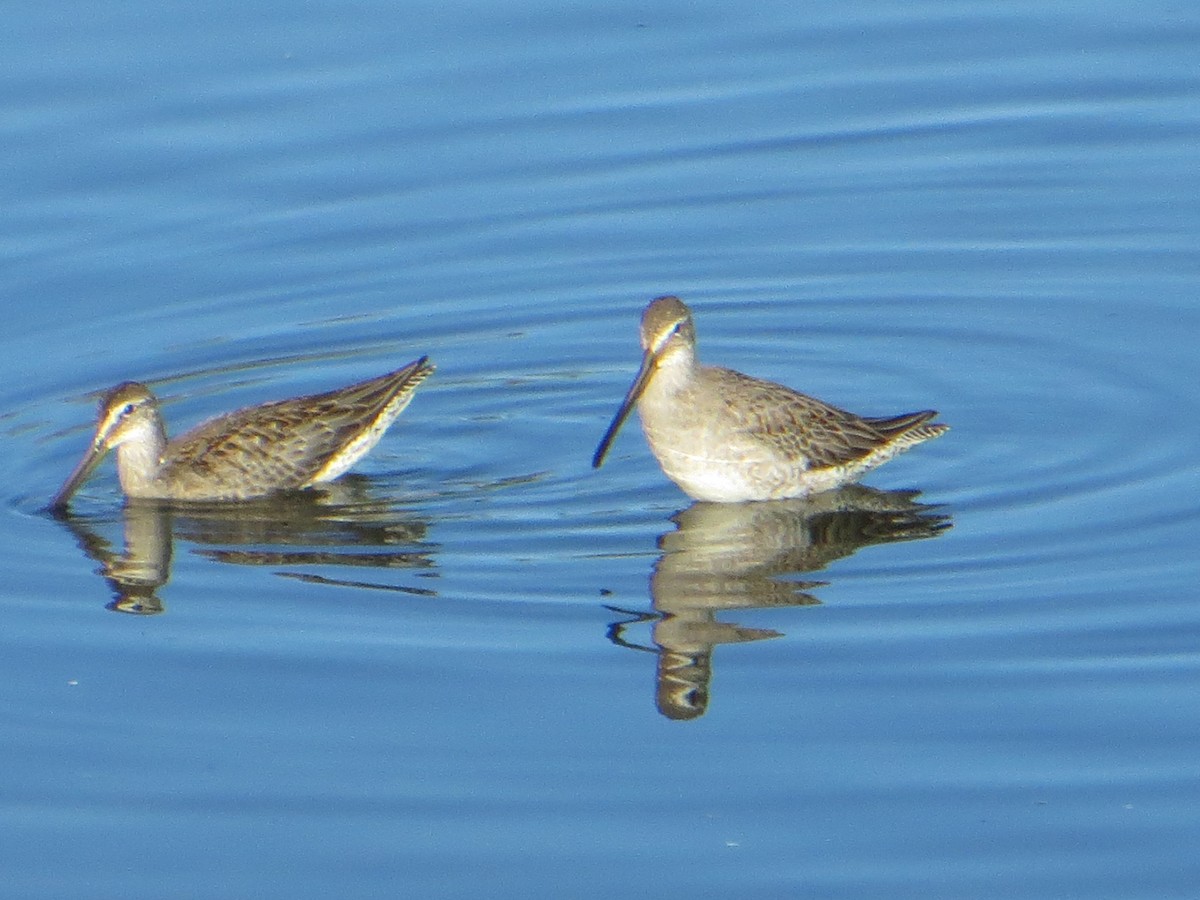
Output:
[121,403,136,416]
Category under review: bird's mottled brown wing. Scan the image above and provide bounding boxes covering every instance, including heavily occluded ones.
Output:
[160,400,355,493]
[161,360,433,497]
[707,367,894,469]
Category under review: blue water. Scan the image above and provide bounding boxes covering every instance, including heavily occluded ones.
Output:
[3,1,1200,898]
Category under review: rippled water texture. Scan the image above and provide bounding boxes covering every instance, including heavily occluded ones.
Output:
[3,1,1200,898]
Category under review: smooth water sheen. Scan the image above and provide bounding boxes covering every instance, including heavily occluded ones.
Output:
[4,1,1200,898]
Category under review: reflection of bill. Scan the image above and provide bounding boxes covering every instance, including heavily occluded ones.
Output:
[608,485,950,720]
[51,479,435,614]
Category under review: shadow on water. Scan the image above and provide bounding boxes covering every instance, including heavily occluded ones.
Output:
[50,476,436,614]
[607,484,951,721]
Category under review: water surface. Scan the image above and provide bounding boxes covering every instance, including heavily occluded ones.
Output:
[3,1,1200,898]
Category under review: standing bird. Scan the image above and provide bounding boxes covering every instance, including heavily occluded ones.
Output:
[592,297,946,502]
[49,357,434,508]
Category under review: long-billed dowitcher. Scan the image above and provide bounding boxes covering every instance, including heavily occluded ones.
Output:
[592,296,947,502]
[49,358,434,508]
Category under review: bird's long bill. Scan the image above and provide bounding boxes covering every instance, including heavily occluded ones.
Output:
[48,440,109,511]
[592,349,656,469]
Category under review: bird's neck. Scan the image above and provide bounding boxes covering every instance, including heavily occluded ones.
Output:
[647,345,697,398]
[115,419,169,496]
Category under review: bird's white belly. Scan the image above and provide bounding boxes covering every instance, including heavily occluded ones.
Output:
[640,410,871,502]
[642,425,793,502]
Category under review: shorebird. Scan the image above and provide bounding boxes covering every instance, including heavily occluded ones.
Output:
[49,357,434,508]
[592,296,947,502]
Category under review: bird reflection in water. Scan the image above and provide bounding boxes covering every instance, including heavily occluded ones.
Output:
[57,497,175,614]
[606,484,950,720]
[52,476,436,614]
